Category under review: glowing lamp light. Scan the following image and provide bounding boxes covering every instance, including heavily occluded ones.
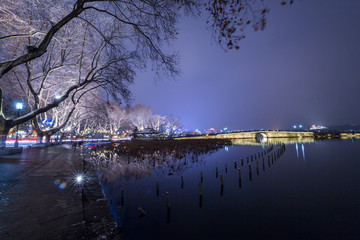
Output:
[15,102,23,110]
[299,125,303,128]
[55,95,61,99]
[293,125,297,129]
[76,175,83,183]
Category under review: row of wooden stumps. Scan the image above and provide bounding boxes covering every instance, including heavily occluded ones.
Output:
[149,144,286,222]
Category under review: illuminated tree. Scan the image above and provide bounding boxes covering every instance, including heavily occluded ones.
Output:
[0,0,278,146]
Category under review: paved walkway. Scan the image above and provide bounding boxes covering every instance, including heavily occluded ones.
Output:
[0,144,119,240]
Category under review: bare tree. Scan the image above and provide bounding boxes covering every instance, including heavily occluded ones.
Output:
[128,105,153,131]
[162,115,182,135]
[0,0,193,146]
[0,0,276,146]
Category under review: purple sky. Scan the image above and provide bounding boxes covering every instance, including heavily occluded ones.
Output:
[130,0,360,131]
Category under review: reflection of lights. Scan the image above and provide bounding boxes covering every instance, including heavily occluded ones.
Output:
[225,146,229,151]
[53,179,61,185]
[59,182,67,190]
[53,178,68,190]
[301,144,306,160]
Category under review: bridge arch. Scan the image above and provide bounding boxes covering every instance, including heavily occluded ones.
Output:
[256,132,268,143]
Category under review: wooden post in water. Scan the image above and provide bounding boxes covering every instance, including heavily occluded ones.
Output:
[216,167,218,178]
[238,168,242,188]
[241,158,244,166]
[234,161,237,169]
[121,190,124,206]
[166,192,171,223]
[220,174,224,196]
[225,164,228,173]
[256,161,259,176]
[200,172,203,183]
[181,176,184,189]
[199,181,203,196]
[249,164,252,181]
[262,158,265,171]
[156,181,159,196]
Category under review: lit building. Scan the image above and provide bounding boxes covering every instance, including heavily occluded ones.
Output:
[310,125,327,130]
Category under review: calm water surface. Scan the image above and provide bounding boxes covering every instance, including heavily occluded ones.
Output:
[94,140,360,240]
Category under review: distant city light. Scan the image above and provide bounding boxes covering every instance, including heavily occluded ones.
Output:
[293,125,297,129]
[299,125,303,128]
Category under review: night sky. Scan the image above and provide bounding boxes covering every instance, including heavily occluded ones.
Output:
[131,0,360,131]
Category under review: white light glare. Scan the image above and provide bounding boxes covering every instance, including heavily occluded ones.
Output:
[75,174,84,184]
[16,102,23,110]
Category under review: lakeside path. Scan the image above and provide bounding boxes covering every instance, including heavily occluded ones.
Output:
[0,144,119,240]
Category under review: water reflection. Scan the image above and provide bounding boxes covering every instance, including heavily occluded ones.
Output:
[88,139,286,222]
[295,143,299,159]
[301,143,306,160]
[89,139,231,183]
[88,139,292,184]
[295,142,307,161]
[87,139,360,239]
[231,137,314,146]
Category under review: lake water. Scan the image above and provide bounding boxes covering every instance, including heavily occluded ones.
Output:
[91,139,360,240]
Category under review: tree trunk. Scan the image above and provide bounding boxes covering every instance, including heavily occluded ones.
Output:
[59,132,64,143]
[37,133,44,143]
[45,134,51,144]
[0,127,9,148]
[0,88,10,148]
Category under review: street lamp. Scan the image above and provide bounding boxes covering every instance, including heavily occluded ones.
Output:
[14,102,23,148]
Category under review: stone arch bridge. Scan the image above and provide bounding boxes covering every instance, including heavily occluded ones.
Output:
[176,131,314,143]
